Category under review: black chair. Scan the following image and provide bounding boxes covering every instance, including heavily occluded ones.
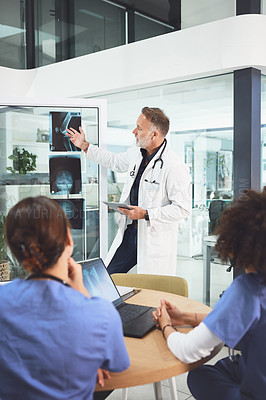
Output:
[208,199,228,235]
[208,199,234,298]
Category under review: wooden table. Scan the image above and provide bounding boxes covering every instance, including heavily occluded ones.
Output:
[95,288,223,395]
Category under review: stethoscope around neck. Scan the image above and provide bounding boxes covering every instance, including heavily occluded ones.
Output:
[130,139,167,178]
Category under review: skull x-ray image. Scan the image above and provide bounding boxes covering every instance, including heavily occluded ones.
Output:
[49,155,82,195]
[49,111,82,152]
[54,199,84,229]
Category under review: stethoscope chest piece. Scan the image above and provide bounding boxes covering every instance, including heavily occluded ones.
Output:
[130,164,136,177]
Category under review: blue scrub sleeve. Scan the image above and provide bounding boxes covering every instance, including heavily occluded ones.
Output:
[203,274,261,348]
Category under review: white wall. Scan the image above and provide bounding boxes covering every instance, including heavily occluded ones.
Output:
[1,15,266,100]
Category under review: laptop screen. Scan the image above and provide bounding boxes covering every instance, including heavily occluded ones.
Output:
[81,258,122,305]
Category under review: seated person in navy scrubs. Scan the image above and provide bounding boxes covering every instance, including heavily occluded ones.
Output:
[153,189,266,400]
[0,196,129,400]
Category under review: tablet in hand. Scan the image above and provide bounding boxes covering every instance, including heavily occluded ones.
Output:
[103,201,132,211]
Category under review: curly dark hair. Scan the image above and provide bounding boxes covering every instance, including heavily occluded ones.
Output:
[141,107,169,136]
[215,189,266,282]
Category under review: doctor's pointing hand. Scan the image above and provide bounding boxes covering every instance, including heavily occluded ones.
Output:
[66,126,89,151]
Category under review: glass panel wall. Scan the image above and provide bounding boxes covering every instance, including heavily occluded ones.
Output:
[0,0,240,69]
[34,0,126,66]
[181,0,235,29]
[73,0,126,57]
[35,0,56,67]
[0,104,100,281]
[0,0,26,69]
[134,13,173,42]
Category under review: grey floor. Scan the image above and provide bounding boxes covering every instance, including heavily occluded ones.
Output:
[108,255,233,400]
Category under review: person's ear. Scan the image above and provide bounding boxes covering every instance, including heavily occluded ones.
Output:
[152,130,160,140]
[66,228,74,255]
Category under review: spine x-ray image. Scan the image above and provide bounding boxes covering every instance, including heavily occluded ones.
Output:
[49,155,82,195]
[49,111,82,152]
[54,199,84,229]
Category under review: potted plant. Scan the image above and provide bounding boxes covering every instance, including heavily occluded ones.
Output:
[6,147,37,175]
[0,214,10,281]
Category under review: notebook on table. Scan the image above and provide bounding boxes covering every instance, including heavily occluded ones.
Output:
[79,258,156,338]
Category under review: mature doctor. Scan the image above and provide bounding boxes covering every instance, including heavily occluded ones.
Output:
[66,107,191,276]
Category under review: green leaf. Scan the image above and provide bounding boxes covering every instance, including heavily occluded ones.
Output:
[7,147,38,175]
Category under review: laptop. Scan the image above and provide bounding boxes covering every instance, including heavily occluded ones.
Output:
[80,258,157,338]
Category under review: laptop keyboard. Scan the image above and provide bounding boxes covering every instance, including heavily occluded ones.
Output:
[117,304,151,328]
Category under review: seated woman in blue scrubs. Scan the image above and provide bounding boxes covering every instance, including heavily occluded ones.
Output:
[153,189,266,400]
[0,196,129,400]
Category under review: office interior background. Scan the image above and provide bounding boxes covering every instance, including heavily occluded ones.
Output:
[1,0,266,307]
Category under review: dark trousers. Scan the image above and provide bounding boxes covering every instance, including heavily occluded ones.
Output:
[187,356,246,400]
[93,390,113,400]
[107,223,137,275]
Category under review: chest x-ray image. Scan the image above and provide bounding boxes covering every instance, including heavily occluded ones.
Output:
[54,198,84,229]
[82,265,119,302]
[50,111,82,152]
[49,155,82,195]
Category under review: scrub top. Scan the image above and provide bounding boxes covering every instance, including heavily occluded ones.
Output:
[0,278,130,400]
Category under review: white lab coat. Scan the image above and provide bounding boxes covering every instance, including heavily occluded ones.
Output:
[86,142,191,275]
